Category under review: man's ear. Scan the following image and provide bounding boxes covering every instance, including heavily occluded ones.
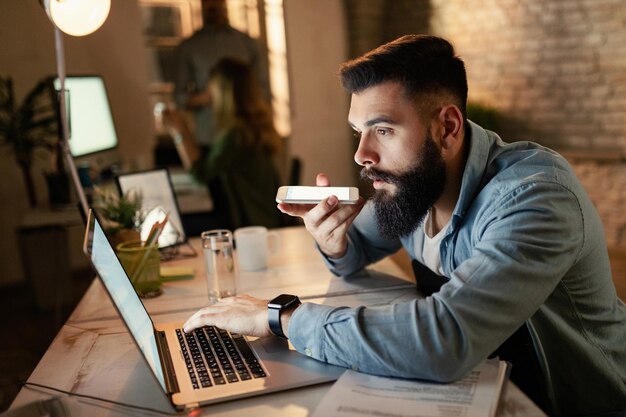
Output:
[436,105,463,151]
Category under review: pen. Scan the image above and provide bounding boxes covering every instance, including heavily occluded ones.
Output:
[128,214,169,283]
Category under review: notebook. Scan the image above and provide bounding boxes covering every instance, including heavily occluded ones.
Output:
[82,209,343,410]
[116,168,186,249]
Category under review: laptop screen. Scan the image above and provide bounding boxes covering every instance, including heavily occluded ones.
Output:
[85,211,167,391]
[116,169,186,248]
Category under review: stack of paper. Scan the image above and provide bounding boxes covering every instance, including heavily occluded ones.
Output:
[311,359,510,417]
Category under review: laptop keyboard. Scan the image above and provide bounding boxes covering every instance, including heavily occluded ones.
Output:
[176,327,266,389]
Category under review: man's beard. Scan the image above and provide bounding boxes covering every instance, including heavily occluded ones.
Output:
[360,133,446,240]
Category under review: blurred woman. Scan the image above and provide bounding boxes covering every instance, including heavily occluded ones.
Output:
[167,58,284,229]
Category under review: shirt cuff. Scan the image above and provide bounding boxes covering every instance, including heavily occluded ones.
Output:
[288,302,336,361]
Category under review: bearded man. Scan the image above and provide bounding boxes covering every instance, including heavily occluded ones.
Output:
[183,35,626,416]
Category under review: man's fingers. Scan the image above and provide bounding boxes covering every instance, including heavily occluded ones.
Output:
[304,196,340,228]
[278,173,333,219]
[183,296,270,335]
[316,173,330,187]
[330,198,366,237]
[183,305,227,332]
[277,202,315,217]
[280,195,341,228]
[315,198,365,237]
[183,314,206,333]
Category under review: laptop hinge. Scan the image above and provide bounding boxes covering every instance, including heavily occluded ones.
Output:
[155,329,180,395]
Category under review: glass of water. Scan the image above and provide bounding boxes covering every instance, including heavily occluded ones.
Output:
[201,229,236,303]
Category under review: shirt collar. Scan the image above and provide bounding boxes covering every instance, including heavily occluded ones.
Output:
[451,120,495,222]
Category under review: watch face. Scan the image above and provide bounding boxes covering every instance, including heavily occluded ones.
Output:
[269,294,298,308]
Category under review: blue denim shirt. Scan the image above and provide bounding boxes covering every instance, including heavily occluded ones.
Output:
[288,121,626,416]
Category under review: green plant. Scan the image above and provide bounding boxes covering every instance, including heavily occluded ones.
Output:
[0,76,60,207]
[467,102,504,131]
[93,188,146,234]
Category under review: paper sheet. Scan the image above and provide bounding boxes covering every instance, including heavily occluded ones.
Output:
[311,359,509,417]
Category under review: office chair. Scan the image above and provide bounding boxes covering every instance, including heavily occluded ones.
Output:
[289,157,302,185]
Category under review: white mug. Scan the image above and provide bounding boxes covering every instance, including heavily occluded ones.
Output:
[234,226,280,271]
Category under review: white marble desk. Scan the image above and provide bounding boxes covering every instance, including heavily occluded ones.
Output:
[11,227,547,417]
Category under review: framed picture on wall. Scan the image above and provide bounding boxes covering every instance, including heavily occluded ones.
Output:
[139,0,202,47]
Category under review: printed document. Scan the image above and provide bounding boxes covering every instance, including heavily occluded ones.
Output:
[311,359,510,417]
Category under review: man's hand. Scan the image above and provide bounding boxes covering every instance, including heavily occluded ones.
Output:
[183,295,271,337]
[277,173,365,258]
[186,88,212,109]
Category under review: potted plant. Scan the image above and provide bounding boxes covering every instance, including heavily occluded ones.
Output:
[467,102,504,131]
[92,187,146,248]
[0,75,67,207]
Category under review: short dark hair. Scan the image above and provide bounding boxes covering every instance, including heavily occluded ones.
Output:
[339,35,468,120]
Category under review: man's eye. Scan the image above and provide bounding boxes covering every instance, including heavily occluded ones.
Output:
[352,131,361,140]
[376,128,392,136]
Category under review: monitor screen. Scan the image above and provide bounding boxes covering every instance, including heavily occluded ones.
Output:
[54,75,119,157]
[116,169,186,248]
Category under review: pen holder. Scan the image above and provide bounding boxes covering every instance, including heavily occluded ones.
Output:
[116,240,162,298]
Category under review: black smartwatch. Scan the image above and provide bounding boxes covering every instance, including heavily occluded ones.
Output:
[268,294,300,338]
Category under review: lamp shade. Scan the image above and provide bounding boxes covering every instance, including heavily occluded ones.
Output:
[43,0,111,36]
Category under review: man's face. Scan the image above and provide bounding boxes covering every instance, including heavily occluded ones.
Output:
[348,81,446,239]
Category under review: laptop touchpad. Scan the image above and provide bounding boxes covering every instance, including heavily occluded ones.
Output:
[258,336,291,354]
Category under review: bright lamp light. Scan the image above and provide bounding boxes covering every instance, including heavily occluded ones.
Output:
[43,0,111,36]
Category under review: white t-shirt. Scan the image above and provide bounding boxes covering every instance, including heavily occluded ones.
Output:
[421,210,450,276]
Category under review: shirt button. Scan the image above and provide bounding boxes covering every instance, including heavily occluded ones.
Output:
[304,348,313,357]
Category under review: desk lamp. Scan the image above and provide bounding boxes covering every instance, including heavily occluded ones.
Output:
[40,0,111,217]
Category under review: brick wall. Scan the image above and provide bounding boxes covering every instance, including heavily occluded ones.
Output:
[343,0,626,247]
[569,157,626,246]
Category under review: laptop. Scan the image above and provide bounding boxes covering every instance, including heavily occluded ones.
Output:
[82,209,344,410]
[116,168,186,249]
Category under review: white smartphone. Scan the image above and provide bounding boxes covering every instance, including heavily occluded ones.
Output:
[275,186,360,204]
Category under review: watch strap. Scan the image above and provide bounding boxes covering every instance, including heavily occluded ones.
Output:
[268,294,300,338]
[268,302,284,338]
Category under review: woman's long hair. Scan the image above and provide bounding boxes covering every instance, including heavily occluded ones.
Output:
[209,58,282,154]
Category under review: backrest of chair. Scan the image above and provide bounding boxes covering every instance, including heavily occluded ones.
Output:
[289,157,302,185]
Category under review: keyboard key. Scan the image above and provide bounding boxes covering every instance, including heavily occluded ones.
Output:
[177,326,265,389]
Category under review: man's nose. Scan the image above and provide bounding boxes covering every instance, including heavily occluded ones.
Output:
[354,133,380,167]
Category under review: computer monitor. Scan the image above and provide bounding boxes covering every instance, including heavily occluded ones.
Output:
[116,168,187,249]
[53,75,120,174]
